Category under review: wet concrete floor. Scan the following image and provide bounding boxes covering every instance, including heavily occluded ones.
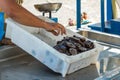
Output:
[0,55,99,80]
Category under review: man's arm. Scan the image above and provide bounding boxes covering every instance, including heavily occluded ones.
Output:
[0,0,66,35]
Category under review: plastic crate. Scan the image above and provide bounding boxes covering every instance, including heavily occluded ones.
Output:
[6,18,103,77]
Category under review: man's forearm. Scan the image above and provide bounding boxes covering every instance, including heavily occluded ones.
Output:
[0,0,66,35]
[0,0,49,28]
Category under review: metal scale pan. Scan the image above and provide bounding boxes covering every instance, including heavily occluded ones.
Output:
[34,3,62,18]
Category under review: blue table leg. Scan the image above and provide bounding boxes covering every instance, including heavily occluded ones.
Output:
[107,0,113,21]
[76,0,81,30]
[101,0,105,32]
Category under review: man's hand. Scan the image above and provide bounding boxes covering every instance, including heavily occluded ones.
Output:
[44,22,66,36]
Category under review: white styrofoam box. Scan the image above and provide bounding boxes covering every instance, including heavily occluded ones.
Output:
[6,18,103,77]
[5,16,53,39]
[5,20,40,39]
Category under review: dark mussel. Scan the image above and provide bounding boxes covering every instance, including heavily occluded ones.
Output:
[54,35,94,56]
[65,42,76,48]
[73,35,86,42]
[69,48,78,55]
[84,40,94,49]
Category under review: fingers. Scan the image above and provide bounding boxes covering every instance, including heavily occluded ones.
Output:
[47,30,59,36]
[51,23,66,35]
[52,27,61,36]
[51,26,60,36]
[46,23,66,36]
[57,23,66,35]
[51,30,59,36]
